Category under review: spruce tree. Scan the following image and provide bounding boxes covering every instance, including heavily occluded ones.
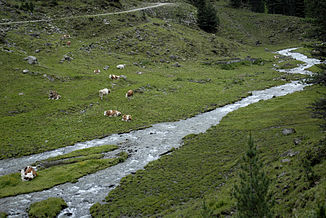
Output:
[230,0,242,8]
[249,0,265,13]
[307,0,326,40]
[295,0,305,17]
[233,134,273,218]
[196,0,219,33]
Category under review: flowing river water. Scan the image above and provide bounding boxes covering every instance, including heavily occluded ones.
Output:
[0,48,322,217]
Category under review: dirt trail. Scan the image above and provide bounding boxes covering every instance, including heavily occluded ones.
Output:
[0,3,173,25]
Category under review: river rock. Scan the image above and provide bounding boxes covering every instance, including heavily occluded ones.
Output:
[282,128,296,136]
[24,56,38,64]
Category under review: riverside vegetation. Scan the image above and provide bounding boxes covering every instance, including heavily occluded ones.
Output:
[0,0,325,217]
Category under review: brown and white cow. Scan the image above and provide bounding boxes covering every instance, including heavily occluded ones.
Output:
[48,90,61,100]
[109,74,120,80]
[125,90,134,100]
[104,110,121,117]
[122,114,132,121]
[21,166,37,181]
[94,69,101,74]
[62,34,71,40]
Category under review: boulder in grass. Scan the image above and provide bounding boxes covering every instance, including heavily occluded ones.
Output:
[24,56,38,65]
[282,128,296,136]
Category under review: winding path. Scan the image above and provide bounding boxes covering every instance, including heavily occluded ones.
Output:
[0,3,173,26]
[0,48,322,217]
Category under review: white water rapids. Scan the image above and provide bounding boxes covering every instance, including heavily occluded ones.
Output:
[0,48,322,217]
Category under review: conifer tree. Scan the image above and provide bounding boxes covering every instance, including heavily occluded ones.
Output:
[306,0,326,40]
[294,0,305,17]
[249,0,265,13]
[230,0,242,8]
[233,134,273,218]
[266,0,285,15]
[196,0,219,33]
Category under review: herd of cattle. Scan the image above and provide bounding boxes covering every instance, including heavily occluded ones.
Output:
[21,36,135,181]
[49,64,133,122]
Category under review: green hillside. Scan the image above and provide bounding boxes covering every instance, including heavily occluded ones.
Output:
[0,0,325,217]
[0,0,309,159]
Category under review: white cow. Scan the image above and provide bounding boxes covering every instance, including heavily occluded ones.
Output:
[116,64,126,69]
[99,88,110,100]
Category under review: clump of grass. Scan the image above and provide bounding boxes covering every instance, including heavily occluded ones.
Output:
[28,197,67,218]
[0,145,127,198]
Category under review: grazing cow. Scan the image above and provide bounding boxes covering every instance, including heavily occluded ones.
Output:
[94,69,101,74]
[62,34,71,39]
[109,74,120,80]
[21,166,37,181]
[66,41,71,46]
[99,88,110,100]
[104,110,121,117]
[125,90,133,100]
[122,114,132,121]
[48,90,61,100]
[116,64,126,69]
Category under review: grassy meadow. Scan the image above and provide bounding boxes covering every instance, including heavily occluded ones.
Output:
[0,0,325,216]
[90,85,326,217]
[0,11,306,159]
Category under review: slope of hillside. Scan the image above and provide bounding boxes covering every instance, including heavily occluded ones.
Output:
[215,0,310,46]
[1,0,308,159]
